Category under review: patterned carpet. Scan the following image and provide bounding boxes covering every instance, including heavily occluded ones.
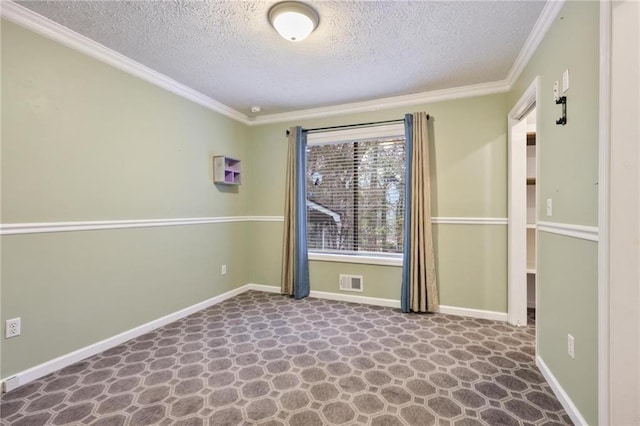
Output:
[1,291,571,425]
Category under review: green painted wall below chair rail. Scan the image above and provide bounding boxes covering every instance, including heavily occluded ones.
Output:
[1,224,249,376]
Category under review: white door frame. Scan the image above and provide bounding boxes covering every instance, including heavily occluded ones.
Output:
[507,78,540,327]
[598,2,611,424]
[599,1,640,424]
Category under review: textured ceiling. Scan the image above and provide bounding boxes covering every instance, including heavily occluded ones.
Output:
[15,1,546,117]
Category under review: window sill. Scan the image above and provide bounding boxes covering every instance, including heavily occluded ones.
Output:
[308,252,403,267]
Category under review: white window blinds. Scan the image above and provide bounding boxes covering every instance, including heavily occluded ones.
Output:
[306,124,405,256]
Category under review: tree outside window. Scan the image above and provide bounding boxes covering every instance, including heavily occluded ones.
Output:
[306,137,405,255]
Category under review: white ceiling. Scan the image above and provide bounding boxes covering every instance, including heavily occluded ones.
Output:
[14,1,547,118]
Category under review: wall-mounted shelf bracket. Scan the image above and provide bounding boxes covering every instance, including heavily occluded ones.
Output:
[555,96,567,125]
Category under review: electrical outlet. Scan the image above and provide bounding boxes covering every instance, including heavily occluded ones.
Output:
[568,334,575,359]
[5,318,21,338]
[221,265,227,275]
[553,80,559,101]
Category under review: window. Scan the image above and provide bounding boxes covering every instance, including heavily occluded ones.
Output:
[306,124,405,259]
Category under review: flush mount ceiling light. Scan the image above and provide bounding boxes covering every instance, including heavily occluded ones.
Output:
[268,1,319,42]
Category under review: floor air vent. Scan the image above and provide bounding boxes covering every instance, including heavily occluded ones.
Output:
[339,274,363,292]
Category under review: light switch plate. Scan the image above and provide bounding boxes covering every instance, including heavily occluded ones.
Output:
[546,198,553,217]
[553,80,559,101]
[562,69,570,93]
[568,334,575,358]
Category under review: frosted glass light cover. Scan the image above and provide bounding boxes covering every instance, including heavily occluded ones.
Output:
[273,11,314,41]
[268,2,319,42]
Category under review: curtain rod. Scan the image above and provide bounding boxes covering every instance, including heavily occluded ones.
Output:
[285,115,429,136]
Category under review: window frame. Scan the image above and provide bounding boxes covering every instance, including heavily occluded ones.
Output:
[306,123,406,266]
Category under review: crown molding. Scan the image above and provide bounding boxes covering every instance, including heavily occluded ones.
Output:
[247,0,565,126]
[505,0,566,89]
[246,80,509,125]
[0,1,251,125]
[1,0,561,127]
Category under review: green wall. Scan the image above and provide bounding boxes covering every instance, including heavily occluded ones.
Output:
[1,225,247,375]
[508,2,600,424]
[248,94,509,312]
[537,232,598,424]
[0,21,251,377]
[434,225,507,312]
[1,10,601,424]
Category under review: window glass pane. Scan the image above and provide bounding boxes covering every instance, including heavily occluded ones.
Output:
[306,136,405,255]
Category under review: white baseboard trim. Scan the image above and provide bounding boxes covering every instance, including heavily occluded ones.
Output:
[247,283,401,308]
[246,284,402,308]
[310,290,401,309]
[2,282,507,393]
[437,305,508,321]
[246,284,507,320]
[1,285,248,393]
[536,355,588,426]
[246,283,281,294]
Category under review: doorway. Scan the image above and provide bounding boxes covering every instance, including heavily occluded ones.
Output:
[508,78,539,328]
